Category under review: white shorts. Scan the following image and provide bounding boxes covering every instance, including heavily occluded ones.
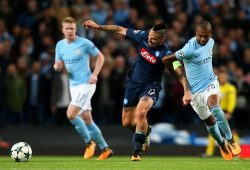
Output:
[70,84,96,113]
[190,80,221,120]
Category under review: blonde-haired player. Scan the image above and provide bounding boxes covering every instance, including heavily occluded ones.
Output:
[54,17,113,160]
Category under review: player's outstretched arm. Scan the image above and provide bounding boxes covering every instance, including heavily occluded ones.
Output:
[53,61,64,72]
[162,53,177,75]
[89,52,105,84]
[83,20,127,36]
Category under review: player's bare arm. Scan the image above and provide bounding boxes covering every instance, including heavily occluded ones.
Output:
[162,54,191,105]
[83,20,127,36]
[89,52,105,84]
[162,53,177,75]
[174,65,191,105]
[53,61,64,72]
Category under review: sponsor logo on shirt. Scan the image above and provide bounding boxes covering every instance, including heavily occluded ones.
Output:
[64,57,83,64]
[193,56,212,65]
[140,48,157,64]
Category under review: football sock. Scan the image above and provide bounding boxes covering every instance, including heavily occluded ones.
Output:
[70,116,91,144]
[206,123,223,145]
[134,132,146,152]
[210,105,232,141]
[87,122,108,150]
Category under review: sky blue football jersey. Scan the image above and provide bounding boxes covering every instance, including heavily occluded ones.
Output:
[55,36,100,86]
[175,37,217,94]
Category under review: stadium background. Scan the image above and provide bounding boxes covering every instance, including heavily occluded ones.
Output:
[0,0,249,156]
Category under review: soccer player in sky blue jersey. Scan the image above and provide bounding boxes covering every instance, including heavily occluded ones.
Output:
[83,20,191,161]
[162,21,241,160]
[54,17,113,160]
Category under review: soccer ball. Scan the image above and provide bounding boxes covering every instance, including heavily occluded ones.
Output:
[10,142,32,162]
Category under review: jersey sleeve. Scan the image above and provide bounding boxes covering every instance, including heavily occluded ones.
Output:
[55,42,62,61]
[86,39,100,57]
[175,40,194,60]
[126,29,146,42]
[166,49,172,55]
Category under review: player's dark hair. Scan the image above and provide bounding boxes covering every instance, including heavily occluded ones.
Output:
[196,21,212,32]
[152,23,168,31]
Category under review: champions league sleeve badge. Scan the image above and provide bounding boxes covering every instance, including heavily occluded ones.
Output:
[178,51,184,58]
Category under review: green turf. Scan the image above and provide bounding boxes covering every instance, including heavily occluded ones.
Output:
[0,156,249,170]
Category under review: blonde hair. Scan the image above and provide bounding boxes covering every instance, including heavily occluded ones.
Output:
[62,16,76,24]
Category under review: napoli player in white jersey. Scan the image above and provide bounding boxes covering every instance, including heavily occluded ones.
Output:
[54,17,113,160]
[162,21,241,160]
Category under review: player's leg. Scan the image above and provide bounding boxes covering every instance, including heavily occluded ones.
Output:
[82,112,112,158]
[203,114,233,160]
[131,96,154,161]
[122,81,140,131]
[191,92,232,160]
[140,84,161,153]
[80,84,113,160]
[80,111,113,160]
[69,84,97,159]
[205,80,241,156]
[207,94,241,156]
[142,125,151,151]
[122,106,136,130]
[67,104,94,159]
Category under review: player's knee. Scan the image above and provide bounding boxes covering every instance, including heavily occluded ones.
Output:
[80,111,92,124]
[122,119,132,128]
[135,110,147,122]
[204,115,216,126]
[66,111,75,120]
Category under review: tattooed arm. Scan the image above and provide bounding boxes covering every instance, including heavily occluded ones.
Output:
[162,55,191,105]
[83,20,127,36]
[174,64,191,105]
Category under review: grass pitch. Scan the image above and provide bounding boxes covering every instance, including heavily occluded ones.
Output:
[0,156,249,170]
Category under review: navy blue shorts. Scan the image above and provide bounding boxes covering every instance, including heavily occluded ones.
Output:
[123,80,162,107]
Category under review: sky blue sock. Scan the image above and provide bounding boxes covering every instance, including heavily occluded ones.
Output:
[70,116,91,144]
[87,122,108,150]
[206,123,223,145]
[210,106,232,140]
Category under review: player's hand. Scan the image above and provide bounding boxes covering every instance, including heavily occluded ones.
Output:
[83,20,99,29]
[53,61,64,72]
[89,74,98,84]
[182,91,191,105]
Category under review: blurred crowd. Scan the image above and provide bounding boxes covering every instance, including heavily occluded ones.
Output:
[0,0,250,128]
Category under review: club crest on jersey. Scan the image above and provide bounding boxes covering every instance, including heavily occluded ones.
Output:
[140,48,157,64]
[155,51,160,57]
[75,49,81,55]
[133,30,140,34]
[178,51,184,57]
